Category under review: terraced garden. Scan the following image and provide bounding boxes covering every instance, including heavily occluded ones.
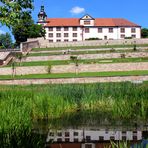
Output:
[0,44,147,84]
[0,43,148,147]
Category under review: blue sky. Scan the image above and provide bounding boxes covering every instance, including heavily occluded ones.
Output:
[0,0,148,39]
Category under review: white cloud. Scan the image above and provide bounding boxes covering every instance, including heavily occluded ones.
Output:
[70,6,85,15]
[0,29,5,34]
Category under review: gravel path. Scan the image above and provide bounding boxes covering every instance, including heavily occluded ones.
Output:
[0,76,147,85]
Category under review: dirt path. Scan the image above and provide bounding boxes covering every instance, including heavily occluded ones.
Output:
[0,76,147,85]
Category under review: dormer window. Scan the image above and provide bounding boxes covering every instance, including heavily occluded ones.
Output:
[80,14,94,26]
[84,20,90,25]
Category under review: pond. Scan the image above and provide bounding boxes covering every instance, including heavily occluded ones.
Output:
[0,82,148,147]
[33,118,148,148]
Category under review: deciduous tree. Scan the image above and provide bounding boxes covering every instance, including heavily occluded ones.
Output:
[0,0,33,28]
[141,28,148,38]
[0,32,13,48]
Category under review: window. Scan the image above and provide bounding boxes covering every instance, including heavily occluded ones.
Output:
[65,138,70,142]
[65,132,69,137]
[120,28,125,33]
[84,20,90,25]
[120,34,125,38]
[64,33,68,37]
[73,33,77,37]
[85,144,92,148]
[74,132,78,136]
[122,131,126,134]
[131,28,136,33]
[64,27,69,31]
[98,28,102,33]
[56,27,61,31]
[49,40,53,42]
[132,34,136,38]
[110,136,115,140]
[57,138,62,142]
[48,27,53,31]
[109,28,113,33]
[99,136,104,141]
[85,28,89,33]
[133,131,137,135]
[64,39,69,42]
[86,136,91,141]
[73,27,77,31]
[122,136,126,140]
[74,138,78,142]
[56,33,61,37]
[48,33,53,37]
[49,132,54,136]
[73,39,77,42]
[57,132,62,136]
[133,136,137,140]
[56,40,61,42]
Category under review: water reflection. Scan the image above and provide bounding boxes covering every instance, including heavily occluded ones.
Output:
[33,111,148,148]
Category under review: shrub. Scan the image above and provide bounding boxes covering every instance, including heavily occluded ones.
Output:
[85,38,102,40]
[120,53,126,58]
[47,63,52,74]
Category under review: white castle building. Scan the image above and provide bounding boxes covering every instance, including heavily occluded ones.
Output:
[38,6,141,43]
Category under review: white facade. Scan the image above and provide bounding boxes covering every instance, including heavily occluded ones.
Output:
[46,129,142,143]
[39,14,141,42]
[45,27,83,42]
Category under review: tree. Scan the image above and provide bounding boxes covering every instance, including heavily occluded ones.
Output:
[0,0,45,45]
[0,0,33,28]
[141,28,148,38]
[0,32,13,48]
[12,13,45,45]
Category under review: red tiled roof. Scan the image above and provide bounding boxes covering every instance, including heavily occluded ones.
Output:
[45,18,80,27]
[45,18,140,27]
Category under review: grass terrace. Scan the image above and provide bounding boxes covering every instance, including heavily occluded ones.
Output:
[10,57,148,67]
[28,48,148,57]
[32,44,148,51]
[0,70,148,80]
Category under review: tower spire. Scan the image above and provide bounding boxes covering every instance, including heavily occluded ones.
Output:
[37,4,47,24]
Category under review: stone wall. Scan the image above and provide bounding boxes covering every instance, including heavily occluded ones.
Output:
[30,37,148,48]
[20,40,40,55]
[21,52,148,62]
[0,76,148,85]
[0,62,148,75]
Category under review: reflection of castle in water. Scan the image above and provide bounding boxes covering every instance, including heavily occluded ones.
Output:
[46,128,145,148]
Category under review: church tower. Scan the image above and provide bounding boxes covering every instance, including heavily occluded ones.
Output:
[38,5,47,25]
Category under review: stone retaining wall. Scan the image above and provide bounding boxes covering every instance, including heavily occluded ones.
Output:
[20,40,40,55]
[0,62,147,75]
[28,37,148,48]
[0,76,147,85]
[22,52,148,62]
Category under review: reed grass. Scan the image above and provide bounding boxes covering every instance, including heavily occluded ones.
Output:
[0,82,148,146]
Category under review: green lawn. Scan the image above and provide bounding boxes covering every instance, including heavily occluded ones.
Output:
[0,70,148,80]
[28,49,148,57]
[32,44,148,51]
[10,57,148,67]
